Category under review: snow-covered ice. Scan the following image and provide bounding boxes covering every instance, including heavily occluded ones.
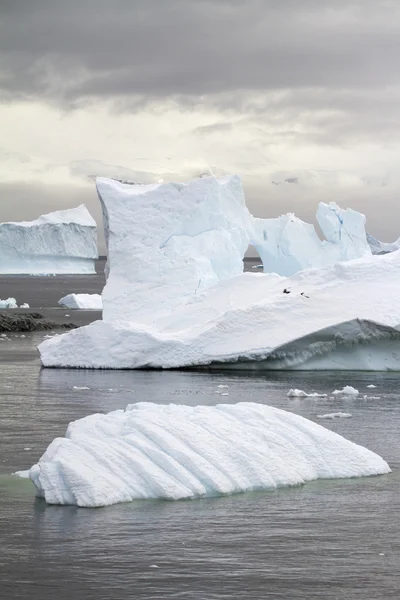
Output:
[0,205,98,274]
[26,402,390,507]
[332,386,359,396]
[38,175,400,371]
[317,412,353,419]
[59,294,102,310]
[367,384,377,388]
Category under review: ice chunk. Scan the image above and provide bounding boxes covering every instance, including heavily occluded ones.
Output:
[59,294,102,310]
[0,205,98,274]
[317,412,353,419]
[72,386,90,390]
[367,384,377,388]
[0,298,30,308]
[332,386,359,396]
[287,389,327,398]
[0,298,18,308]
[27,402,390,507]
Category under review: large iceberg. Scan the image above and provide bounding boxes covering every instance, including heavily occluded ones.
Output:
[38,175,400,371]
[27,402,390,507]
[0,205,98,274]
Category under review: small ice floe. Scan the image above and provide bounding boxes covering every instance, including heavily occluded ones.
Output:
[65,314,70,317]
[149,565,159,568]
[317,412,352,420]
[72,386,90,391]
[20,335,26,338]
[220,392,229,396]
[379,553,385,556]
[287,389,327,398]
[217,385,229,388]
[20,303,30,308]
[24,447,32,451]
[367,384,377,389]
[14,470,30,478]
[332,386,359,396]
[368,396,381,400]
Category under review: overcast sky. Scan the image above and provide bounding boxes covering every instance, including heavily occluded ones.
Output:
[1,0,400,249]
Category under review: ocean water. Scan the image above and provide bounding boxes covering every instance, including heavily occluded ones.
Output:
[1,264,400,599]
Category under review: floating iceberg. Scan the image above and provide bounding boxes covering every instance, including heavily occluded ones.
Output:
[38,175,400,371]
[27,402,390,507]
[59,294,102,310]
[0,297,29,308]
[0,205,98,274]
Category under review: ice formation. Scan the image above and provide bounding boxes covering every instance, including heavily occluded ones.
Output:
[27,402,390,507]
[59,294,102,310]
[0,298,29,308]
[0,205,98,274]
[38,175,400,371]
[253,201,371,276]
[367,232,400,255]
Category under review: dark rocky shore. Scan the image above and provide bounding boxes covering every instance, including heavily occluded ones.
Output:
[0,311,77,333]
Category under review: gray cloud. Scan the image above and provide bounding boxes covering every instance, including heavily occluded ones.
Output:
[1,0,400,104]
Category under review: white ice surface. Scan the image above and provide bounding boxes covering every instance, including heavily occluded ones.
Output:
[0,205,98,274]
[27,402,390,507]
[59,294,102,310]
[37,176,400,371]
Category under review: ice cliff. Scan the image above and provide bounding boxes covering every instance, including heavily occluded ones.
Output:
[38,175,400,370]
[27,402,390,507]
[0,205,98,274]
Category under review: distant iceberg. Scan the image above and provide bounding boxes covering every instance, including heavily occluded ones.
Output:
[27,402,390,507]
[59,293,102,310]
[0,205,98,274]
[39,175,400,371]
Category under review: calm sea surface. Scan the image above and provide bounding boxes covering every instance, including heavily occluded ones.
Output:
[1,263,400,599]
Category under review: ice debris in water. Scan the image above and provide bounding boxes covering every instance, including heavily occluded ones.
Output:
[367,384,377,388]
[217,385,229,388]
[287,389,327,398]
[26,401,390,507]
[317,412,353,419]
[0,298,29,308]
[72,386,90,391]
[332,386,359,396]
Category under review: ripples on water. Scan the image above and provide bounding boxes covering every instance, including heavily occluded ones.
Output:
[1,333,400,599]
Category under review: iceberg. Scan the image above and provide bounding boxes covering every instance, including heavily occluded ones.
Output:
[38,175,400,371]
[27,402,390,507]
[0,205,98,274]
[59,294,102,310]
[0,297,30,308]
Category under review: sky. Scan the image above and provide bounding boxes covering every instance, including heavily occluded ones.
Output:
[1,0,400,251]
